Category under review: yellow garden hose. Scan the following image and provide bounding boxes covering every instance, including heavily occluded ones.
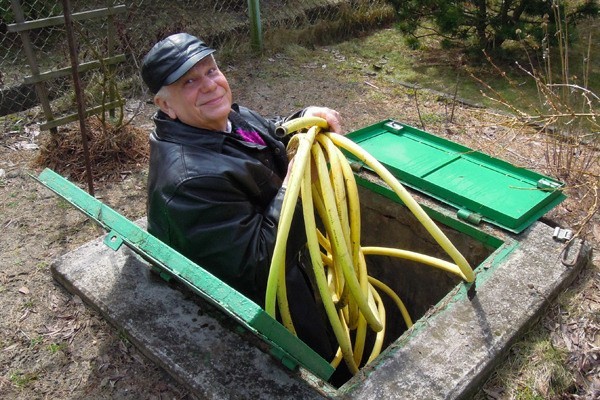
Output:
[265,125,320,332]
[265,116,475,375]
[362,246,469,280]
[324,131,475,283]
[300,154,360,374]
[311,141,383,332]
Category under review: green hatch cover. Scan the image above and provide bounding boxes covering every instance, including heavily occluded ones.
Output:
[346,119,566,233]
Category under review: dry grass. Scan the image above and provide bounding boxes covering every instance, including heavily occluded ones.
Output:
[1,23,598,399]
[33,117,149,185]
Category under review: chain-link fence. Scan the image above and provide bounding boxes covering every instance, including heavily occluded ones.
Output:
[0,0,395,132]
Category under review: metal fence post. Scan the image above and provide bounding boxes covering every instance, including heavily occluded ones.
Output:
[247,0,262,53]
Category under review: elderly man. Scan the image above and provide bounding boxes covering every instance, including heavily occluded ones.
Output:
[141,33,341,360]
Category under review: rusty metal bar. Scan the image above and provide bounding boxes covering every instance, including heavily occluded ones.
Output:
[62,0,95,195]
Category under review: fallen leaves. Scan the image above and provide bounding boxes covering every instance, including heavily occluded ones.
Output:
[551,277,600,397]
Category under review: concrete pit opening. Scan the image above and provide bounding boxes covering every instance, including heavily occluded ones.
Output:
[43,117,589,398]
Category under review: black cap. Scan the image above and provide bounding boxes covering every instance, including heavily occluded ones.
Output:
[141,33,216,94]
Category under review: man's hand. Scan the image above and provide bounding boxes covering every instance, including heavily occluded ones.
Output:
[283,106,343,189]
[303,106,343,134]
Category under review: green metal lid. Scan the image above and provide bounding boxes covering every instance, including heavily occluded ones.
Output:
[346,120,566,233]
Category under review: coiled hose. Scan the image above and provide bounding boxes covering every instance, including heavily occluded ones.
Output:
[265,117,475,374]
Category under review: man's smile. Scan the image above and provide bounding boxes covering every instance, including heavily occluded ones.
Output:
[198,93,225,107]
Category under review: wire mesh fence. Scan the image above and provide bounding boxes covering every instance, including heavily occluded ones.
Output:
[0,0,395,132]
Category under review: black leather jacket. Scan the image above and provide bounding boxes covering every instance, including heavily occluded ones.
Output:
[147,104,306,305]
[147,104,335,359]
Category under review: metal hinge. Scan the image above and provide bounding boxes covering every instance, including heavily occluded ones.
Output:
[457,208,482,225]
[552,227,573,242]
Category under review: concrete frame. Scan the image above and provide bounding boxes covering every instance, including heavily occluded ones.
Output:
[51,192,590,399]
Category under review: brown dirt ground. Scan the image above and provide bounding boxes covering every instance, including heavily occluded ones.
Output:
[1,31,598,399]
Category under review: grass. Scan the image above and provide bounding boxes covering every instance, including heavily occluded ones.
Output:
[22,300,36,310]
[312,19,599,234]
[57,198,74,210]
[47,342,67,354]
[324,19,600,117]
[28,336,43,348]
[9,370,37,388]
[36,261,49,271]
[474,325,575,400]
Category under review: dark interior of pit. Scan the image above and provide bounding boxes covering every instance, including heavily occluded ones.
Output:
[355,182,495,360]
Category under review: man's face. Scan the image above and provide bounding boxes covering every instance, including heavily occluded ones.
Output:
[158,56,233,131]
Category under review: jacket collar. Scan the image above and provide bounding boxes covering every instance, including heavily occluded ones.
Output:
[152,104,274,154]
[152,106,243,152]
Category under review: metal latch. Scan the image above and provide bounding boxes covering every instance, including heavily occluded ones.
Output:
[384,120,404,133]
[552,227,573,242]
[537,178,562,191]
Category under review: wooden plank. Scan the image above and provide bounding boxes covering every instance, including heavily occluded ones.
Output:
[10,0,56,132]
[7,5,126,33]
[40,100,125,131]
[24,55,126,84]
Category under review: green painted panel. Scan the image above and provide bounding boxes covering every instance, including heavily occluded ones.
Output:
[346,120,566,233]
[424,158,548,219]
[356,132,459,178]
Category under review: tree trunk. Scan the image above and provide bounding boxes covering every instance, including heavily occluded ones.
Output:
[474,0,488,49]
